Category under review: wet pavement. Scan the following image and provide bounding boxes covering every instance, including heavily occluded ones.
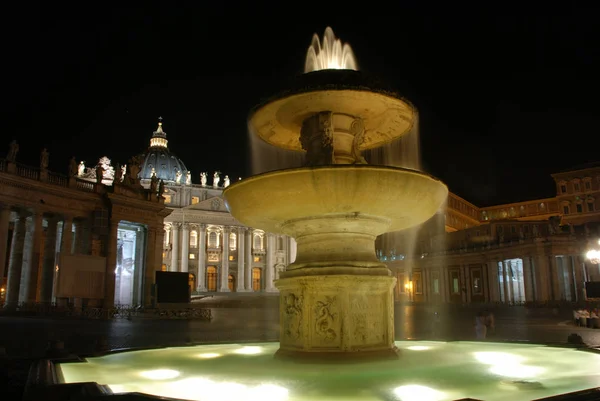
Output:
[1,302,599,358]
[1,301,600,401]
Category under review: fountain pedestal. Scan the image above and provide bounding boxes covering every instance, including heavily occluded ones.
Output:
[276,273,397,360]
[224,67,448,361]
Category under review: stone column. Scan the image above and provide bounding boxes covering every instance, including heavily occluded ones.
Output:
[461,265,470,303]
[486,261,499,303]
[74,219,91,255]
[181,223,190,273]
[55,216,73,306]
[162,223,171,267]
[572,255,585,302]
[61,217,73,255]
[40,216,59,303]
[144,227,158,307]
[522,256,535,302]
[245,229,252,290]
[103,220,119,310]
[20,212,43,304]
[265,233,275,292]
[422,267,429,302]
[501,260,509,303]
[219,228,230,292]
[170,223,180,272]
[196,224,207,292]
[441,265,449,303]
[288,236,297,264]
[533,254,551,302]
[236,227,246,291]
[0,206,10,289]
[558,256,570,301]
[548,256,560,301]
[4,212,27,309]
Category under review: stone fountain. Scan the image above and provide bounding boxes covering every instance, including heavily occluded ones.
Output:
[223,27,448,360]
[51,28,600,401]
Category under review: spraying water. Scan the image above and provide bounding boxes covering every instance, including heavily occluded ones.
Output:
[305,27,358,73]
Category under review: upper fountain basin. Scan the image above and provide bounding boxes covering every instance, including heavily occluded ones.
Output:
[223,165,448,236]
[249,70,416,152]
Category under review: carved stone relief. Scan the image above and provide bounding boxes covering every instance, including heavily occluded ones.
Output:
[282,292,303,342]
[314,295,337,342]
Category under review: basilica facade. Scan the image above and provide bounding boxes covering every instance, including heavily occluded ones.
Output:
[136,119,296,295]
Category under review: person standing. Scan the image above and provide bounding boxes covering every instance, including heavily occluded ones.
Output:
[475,310,488,340]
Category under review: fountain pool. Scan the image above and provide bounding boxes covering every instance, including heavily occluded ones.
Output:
[58,341,600,401]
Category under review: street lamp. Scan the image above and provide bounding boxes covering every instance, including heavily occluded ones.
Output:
[586,239,600,265]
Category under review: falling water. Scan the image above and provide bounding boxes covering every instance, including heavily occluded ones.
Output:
[370,111,425,284]
[248,127,303,175]
[249,27,442,290]
[364,110,421,170]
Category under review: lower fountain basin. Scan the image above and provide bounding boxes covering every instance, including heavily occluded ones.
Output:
[223,165,448,236]
[57,341,600,401]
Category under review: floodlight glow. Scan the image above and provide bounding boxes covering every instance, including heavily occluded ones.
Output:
[248,384,289,401]
[197,353,221,359]
[393,384,445,401]
[138,369,180,380]
[233,346,263,355]
[406,345,431,351]
[474,351,524,365]
[147,377,289,401]
[490,364,545,379]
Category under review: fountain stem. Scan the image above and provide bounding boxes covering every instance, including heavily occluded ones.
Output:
[281,213,390,272]
[300,112,367,165]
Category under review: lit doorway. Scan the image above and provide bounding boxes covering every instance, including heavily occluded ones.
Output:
[188,273,196,295]
[228,274,236,292]
[252,268,262,292]
[498,259,526,304]
[206,266,217,292]
[114,221,147,306]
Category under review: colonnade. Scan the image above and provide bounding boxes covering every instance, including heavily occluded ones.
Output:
[0,204,96,308]
[393,253,594,305]
[164,222,297,293]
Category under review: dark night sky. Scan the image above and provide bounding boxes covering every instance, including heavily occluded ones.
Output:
[4,3,600,207]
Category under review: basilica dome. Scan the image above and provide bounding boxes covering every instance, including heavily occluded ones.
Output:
[139,118,189,183]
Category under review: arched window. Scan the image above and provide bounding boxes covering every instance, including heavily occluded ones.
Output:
[208,231,218,248]
[190,230,198,248]
[587,197,595,212]
[229,232,237,250]
[277,236,284,250]
[253,234,263,250]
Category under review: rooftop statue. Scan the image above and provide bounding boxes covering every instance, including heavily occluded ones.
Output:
[7,140,19,162]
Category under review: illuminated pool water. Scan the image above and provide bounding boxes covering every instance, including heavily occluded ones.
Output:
[58,341,600,401]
